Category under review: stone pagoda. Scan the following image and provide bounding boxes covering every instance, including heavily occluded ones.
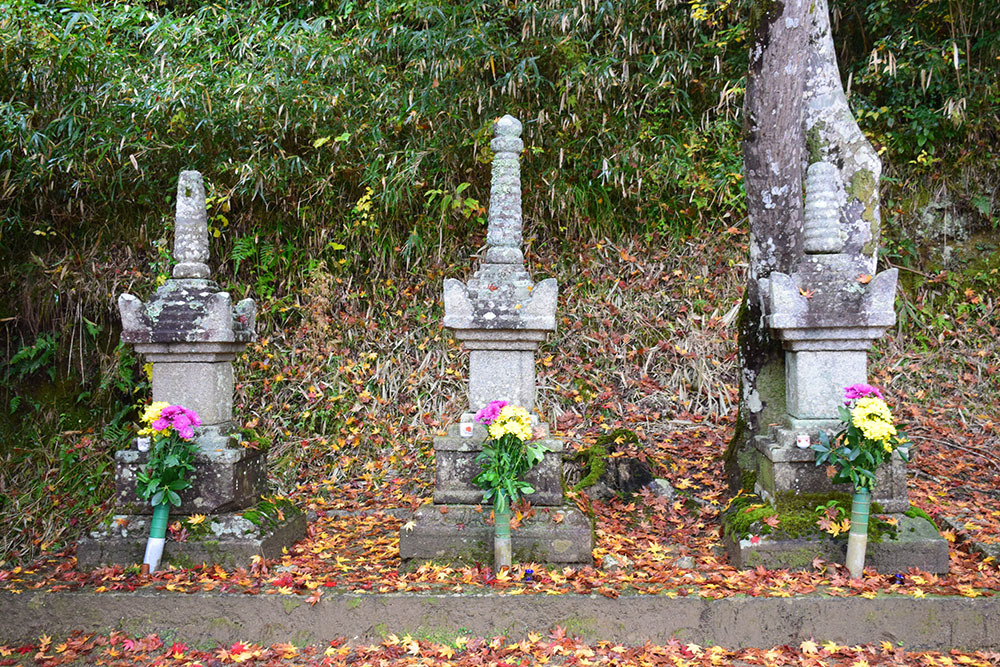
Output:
[77,171,304,569]
[732,161,948,572]
[399,116,593,566]
[753,160,908,511]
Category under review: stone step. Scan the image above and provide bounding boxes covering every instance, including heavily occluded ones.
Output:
[3,589,997,650]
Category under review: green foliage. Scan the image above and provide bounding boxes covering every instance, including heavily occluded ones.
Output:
[6,333,58,382]
[833,0,1000,234]
[135,413,200,508]
[812,404,910,490]
[241,497,300,529]
[473,433,548,515]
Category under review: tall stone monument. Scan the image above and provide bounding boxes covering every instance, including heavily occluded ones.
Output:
[77,171,305,569]
[399,116,593,566]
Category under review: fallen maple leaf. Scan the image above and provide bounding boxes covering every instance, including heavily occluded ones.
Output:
[857,273,872,284]
[800,639,819,654]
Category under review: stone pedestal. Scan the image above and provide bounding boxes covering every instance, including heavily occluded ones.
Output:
[399,504,593,567]
[725,513,950,573]
[432,425,564,506]
[754,428,910,513]
[114,445,267,515]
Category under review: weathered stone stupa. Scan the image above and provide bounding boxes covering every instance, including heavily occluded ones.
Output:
[77,171,304,569]
[399,116,593,566]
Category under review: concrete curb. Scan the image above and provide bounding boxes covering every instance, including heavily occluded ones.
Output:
[3,590,998,649]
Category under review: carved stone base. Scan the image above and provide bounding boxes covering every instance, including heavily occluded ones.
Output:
[754,430,909,513]
[76,510,306,570]
[432,426,564,506]
[398,504,593,567]
[115,444,267,515]
[724,514,949,574]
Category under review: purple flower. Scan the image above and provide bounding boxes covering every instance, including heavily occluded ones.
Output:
[474,400,508,426]
[844,383,884,404]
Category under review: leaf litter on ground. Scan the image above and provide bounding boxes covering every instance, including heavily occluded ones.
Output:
[2,234,998,602]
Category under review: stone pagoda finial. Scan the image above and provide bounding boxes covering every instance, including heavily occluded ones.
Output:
[441,114,557,413]
[802,161,843,255]
[484,115,525,265]
[173,171,211,279]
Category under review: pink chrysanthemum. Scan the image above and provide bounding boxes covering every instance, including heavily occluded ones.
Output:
[152,404,202,440]
[474,400,508,426]
[843,383,884,404]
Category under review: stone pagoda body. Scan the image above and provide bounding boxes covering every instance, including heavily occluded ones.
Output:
[78,171,304,569]
[399,116,593,566]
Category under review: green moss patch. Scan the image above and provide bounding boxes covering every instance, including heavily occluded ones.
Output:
[722,491,895,542]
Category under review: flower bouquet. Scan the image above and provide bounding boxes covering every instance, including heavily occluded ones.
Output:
[811,384,910,578]
[471,400,548,569]
[135,402,201,572]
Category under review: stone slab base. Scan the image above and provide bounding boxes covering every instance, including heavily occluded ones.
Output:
[433,426,564,506]
[76,510,306,570]
[724,514,949,573]
[754,434,909,513]
[115,445,267,515]
[399,503,592,567]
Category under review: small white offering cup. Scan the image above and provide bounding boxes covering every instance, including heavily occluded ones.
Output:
[459,416,474,438]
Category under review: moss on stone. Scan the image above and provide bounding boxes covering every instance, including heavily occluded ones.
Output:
[849,169,877,210]
[806,122,826,165]
[904,505,936,528]
[723,490,895,542]
[571,443,608,493]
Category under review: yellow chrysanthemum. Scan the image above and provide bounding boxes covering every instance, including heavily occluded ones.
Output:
[141,401,169,425]
[487,405,533,442]
[851,397,896,442]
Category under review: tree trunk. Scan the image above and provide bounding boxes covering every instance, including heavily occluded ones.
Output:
[727,0,883,493]
[803,0,882,272]
[726,0,811,490]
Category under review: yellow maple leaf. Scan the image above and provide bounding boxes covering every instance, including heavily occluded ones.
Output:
[438,644,455,659]
[800,639,819,654]
[272,642,297,658]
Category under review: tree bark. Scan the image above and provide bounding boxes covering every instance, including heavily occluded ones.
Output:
[725,0,811,490]
[727,0,883,492]
[802,0,882,272]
